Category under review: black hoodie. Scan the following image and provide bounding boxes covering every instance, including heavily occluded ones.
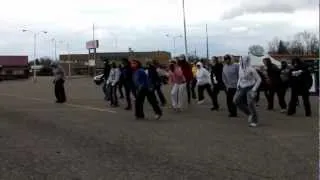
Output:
[289,58,313,92]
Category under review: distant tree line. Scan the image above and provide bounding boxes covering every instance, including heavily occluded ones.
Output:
[28,57,55,76]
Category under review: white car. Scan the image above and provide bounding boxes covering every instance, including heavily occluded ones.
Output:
[93,73,104,85]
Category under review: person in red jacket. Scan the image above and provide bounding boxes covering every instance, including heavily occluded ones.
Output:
[178,58,194,104]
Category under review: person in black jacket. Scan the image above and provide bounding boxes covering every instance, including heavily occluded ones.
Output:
[263,57,287,112]
[146,60,167,106]
[121,58,136,110]
[118,64,124,99]
[210,57,224,110]
[287,57,312,116]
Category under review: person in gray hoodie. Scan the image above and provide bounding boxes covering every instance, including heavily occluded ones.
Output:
[51,63,66,103]
[222,55,239,117]
[234,56,261,127]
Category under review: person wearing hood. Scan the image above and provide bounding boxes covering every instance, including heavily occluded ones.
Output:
[263,57,286,112]
[287,57,312,117]
[222,55,239,117]
[210,57,224,110]
[196,61,215,110]
[131,59,162,120]
[122,58,136,110]
[51,63,66,103]
[169,61,186,111]
[107,62,121,107]
[234,56,261,127]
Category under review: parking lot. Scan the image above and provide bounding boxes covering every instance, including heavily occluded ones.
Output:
[0,77,318,179]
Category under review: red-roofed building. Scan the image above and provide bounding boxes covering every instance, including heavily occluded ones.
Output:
[0,56,29,80]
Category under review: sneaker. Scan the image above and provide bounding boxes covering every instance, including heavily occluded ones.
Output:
[249,123,258,127]
[248,115,253,123]
[280,109,287,113]
[154,114,162,120]
[197,100,205,105]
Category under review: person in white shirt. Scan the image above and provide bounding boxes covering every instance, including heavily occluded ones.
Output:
[234,56,261,127]
[195,62,215,110]
[107,62,121,107]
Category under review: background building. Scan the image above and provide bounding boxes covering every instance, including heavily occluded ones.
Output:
[59,51,171,75]
[0,56,29,80]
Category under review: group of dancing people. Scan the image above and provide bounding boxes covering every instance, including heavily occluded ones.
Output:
[52,55,313,128]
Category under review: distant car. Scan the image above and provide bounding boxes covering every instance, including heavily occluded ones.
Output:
[93,73,104,85]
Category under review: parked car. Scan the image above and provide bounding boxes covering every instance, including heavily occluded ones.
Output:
[93,73,104,85]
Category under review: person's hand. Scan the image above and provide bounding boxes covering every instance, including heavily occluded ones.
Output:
[250,90,257,98]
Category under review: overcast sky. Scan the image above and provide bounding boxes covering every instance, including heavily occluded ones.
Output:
[0,0,318,59]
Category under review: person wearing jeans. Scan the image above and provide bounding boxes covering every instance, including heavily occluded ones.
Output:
[169,61,186,111]
[107,62,121,107]
[195,62,215,110]
[222,55,239,117]
[234,56,261,127]
[131,60,162,120]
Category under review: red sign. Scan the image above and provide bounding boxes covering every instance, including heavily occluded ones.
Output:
[86,40,99,49]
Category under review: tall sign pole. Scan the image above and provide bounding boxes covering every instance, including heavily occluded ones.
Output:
[206,24,209,60]
[182,0,189,61]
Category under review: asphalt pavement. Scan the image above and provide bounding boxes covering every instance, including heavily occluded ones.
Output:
[0,77,318,180]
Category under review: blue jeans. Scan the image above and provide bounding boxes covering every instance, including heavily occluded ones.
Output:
[234,86,258,123]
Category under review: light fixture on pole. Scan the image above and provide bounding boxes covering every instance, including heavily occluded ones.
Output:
[165,34,183,57]
[22,29,48,83]
[182,0,189,61]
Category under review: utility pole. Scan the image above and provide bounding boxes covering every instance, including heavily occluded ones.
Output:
[182,0,189,61]
[206,24,209,60]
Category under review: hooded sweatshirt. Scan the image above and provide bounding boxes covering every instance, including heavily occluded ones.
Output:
[53,65,65,81]
[196,62,211,86]
[222,63,239,89]
[107,67,121,86]
[169,65,186,84]
[237,56,261,91]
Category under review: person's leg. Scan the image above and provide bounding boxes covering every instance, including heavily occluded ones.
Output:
[287,89,298,115]
[277,87,287,110]
[177,83,186,109]
[60,80,66,102]
[147,90,162,116]
[135,89,146,118]
[267,88,275,110]
[54,81,60,102]
[171,84,178,109]
[301,90,311,116]
[204,84,215,110]
[156,85,166,106]
[212,86,220,109]
[197,85,205,102]
[124,84,132,110]
[255,90,260,103]
[113,84,119,106]
[227,88,237,116]
[186,81,191,104]
[118,82,124,98]
[247,90,258,124]
[234,88,250,116]
[191,78,197,99]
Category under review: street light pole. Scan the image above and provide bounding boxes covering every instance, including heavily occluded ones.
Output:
[206,24,209,60]
[182,0,189,61]
[22,29,47,83]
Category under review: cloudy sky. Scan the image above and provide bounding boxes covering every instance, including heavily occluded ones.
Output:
[0,0,318,59]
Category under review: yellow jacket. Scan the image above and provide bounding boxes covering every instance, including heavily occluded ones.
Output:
[192,65,197,77]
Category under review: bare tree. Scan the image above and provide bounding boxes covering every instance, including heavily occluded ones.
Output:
[249,44,265,56]
[268,37,280,54]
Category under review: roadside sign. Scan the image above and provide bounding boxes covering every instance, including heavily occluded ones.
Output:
[88,59,95,66]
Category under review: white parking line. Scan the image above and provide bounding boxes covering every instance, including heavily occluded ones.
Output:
[0,93,117,114]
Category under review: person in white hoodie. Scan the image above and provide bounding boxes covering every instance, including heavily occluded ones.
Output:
[107,62,121,107]
[234,56,261,127]
[196,62,215,110]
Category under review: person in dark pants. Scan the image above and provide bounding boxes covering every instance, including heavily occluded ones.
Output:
[118,64,124,99]
[195,62,215,110]
[122,58,136,110]
[287,57,313,117]
[107,62,121,107]
[146,60,166,106]
[263,57,287,112]
[191,63,197,99]
[255,68,270,106]
[222,55,239,117]
[210,57,224,110]
[279,61,291,111]
[178,58,194,104]
[131,59,162,120]
[102,59,111,101]
[52,64,66,103]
